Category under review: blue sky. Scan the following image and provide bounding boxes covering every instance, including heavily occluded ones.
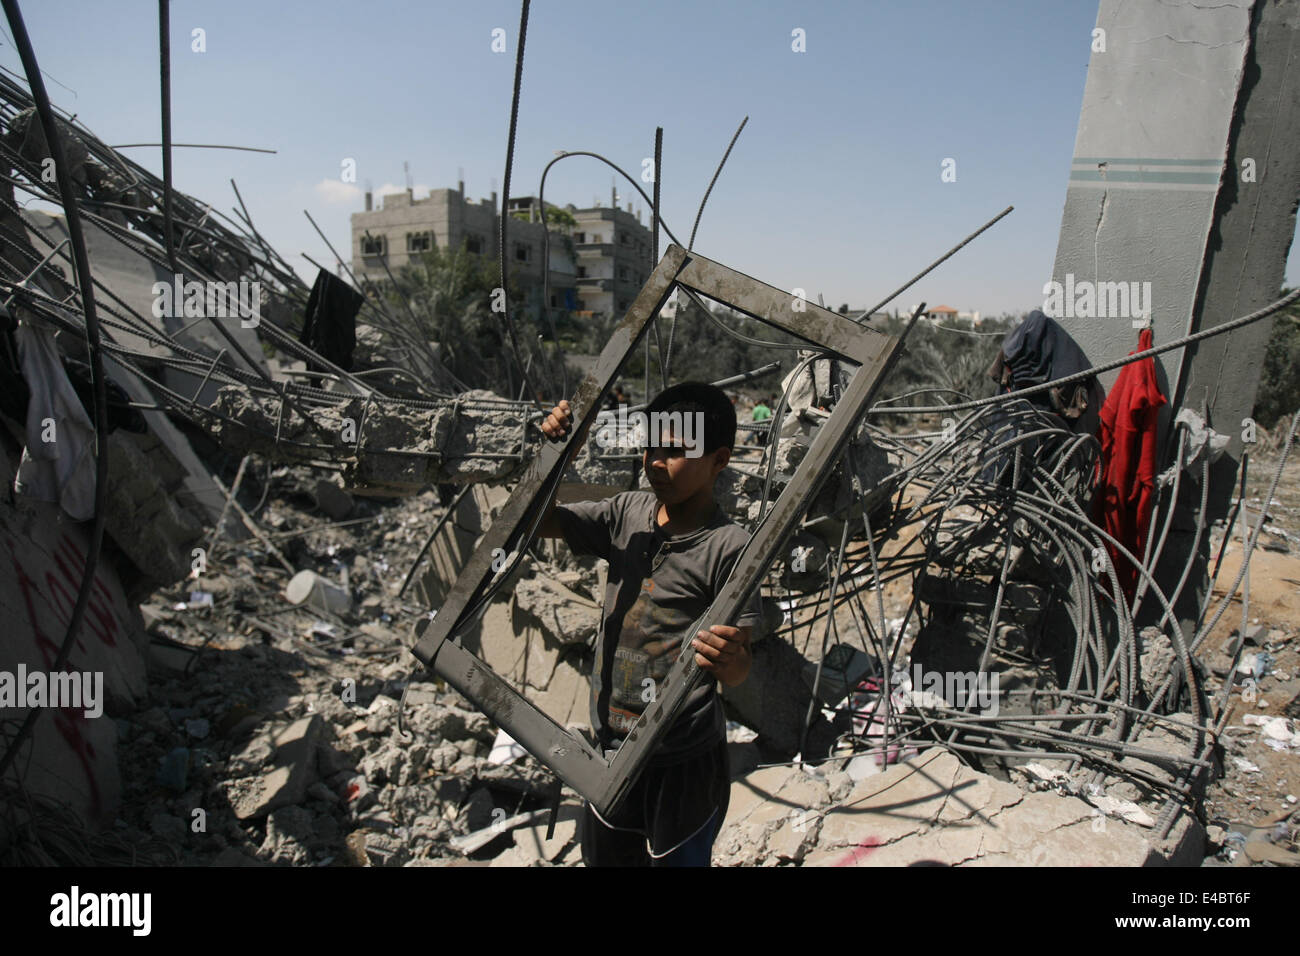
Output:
[4,0,1296,317]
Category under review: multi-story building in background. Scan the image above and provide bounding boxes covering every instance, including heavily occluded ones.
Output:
[349,182,654,323]
[567,191,654,319]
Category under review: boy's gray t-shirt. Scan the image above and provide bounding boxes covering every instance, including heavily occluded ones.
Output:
[555,490,763,763]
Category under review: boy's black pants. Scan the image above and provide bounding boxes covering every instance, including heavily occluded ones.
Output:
[580,738,730,867]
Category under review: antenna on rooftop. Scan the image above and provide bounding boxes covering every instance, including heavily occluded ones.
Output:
[403,160,412,192]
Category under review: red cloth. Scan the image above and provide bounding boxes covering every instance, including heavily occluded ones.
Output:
[1093,328,1166,598]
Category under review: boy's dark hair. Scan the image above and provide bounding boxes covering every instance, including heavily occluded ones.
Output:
[646,381,736,454]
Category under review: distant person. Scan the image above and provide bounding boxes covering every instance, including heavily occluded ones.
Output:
[604,385,629,410]
[751,397,772,446]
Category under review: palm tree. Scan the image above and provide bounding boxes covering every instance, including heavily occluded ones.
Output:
[390,241,568,397]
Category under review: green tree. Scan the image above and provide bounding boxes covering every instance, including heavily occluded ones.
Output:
[1252,287,1300,430]
[388,240,566,396]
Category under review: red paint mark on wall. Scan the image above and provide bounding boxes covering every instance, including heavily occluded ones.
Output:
[833,837,883,867]
[8,539,104,817]
[52,533,120,648]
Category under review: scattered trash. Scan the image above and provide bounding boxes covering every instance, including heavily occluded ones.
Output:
[284,569,353,617]
[725,721,758,744]
[1237,652,1276,680]
[1019,762,1072,790]
[1086,794,1156,828]
[1243,714,1300,752]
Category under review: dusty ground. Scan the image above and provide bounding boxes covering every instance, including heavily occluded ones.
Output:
[1198,441,1300,864]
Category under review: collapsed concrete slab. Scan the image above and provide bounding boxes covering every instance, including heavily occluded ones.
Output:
[209,387,532,493]
[103,429,207,594]
[226,715,324,820]
[715,748,1205,867]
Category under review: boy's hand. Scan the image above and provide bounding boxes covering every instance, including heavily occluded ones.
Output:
[539,399,587,452]
[539,399,573,438]
[692,625,752,687]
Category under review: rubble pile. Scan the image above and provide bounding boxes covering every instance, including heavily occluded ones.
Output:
[208,388,536,494]
[107,466,595,866]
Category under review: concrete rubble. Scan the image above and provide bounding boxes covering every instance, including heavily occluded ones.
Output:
[715,748,1203,867]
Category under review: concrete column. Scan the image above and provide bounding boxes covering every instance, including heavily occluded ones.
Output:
[1050,0,1300,645]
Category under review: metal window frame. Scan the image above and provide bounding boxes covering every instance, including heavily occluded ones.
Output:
[410,243,909,817]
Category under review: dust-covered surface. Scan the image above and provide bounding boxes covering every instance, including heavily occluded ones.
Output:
[1196,440,1300,866]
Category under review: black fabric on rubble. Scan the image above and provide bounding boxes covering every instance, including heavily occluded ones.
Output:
[981,309,1102,486]
[988,309,1098,422]
[300,269,364,377]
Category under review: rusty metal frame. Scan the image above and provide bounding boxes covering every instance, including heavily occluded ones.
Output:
[410,243,908,817]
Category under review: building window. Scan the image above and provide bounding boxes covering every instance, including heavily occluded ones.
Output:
[577,266,587,278]
[620,233,629,245]
[515,243,531,262]
[618,300,629,311]
[361,234,386,257]
[574,232,585,244]
[465,235,483,255]
[618,266,629,280]
[406,231,432,254]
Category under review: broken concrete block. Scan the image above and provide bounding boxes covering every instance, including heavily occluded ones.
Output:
[349,828,409,867]
[229,715,323,820]
[358,742,405,786]
[765,813,821,864]
[1087,793,1156,827]
[513,575,601,647]
[801,747,1203,867]
[715,765,832,866]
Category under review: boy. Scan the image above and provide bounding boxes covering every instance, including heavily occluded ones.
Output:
[537,382,763,867]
